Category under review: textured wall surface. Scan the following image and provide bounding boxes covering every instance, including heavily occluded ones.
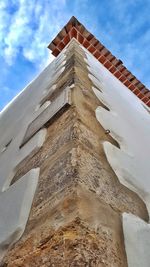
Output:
[83,45,150,267]
[0,40,149,266]
[0,47,67,260]
[84,48,150,215]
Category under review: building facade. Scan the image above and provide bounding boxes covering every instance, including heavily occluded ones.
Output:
[0,17,150,267]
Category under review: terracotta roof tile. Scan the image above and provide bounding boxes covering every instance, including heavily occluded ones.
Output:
[48,16,150,107]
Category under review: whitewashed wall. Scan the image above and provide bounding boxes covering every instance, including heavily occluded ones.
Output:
[0,48,67,259]
[1,37,150,266]
[83,45,150,267]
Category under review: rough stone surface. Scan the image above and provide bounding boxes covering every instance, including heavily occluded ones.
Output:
[1,40,148,266]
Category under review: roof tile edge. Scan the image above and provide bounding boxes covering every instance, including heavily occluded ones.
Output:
[48,16,150,107]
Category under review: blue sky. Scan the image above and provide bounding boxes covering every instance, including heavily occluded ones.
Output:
[0,0,150,110]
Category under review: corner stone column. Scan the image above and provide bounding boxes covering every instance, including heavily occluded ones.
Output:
[1,40,148,267]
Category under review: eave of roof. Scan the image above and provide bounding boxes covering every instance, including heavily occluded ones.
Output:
[48,16,150,107]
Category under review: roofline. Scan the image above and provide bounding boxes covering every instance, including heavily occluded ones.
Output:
[48,16,150,107]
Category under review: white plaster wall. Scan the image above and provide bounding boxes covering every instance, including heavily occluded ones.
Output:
[123,213,150,267]
[0,50,66,191]
[0,169,39,260]
[82,46,150,267]
[0,47,67,259]
[83,48,150,215]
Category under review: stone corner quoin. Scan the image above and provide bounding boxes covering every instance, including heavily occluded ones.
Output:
[0,16,150,267]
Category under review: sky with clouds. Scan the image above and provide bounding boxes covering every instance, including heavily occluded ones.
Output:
[0,0,150,110]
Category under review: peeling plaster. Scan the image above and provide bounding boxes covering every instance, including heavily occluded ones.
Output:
[123,213,150,267]
[0,48,67,259]
[83,47,150,267]
[84,49,150,215]
[0,169,39,261]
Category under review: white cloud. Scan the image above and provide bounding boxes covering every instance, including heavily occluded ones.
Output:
[0,0,149,96]
[0,1,10,47]
[0,0,68,68]
[4,0,36,65]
